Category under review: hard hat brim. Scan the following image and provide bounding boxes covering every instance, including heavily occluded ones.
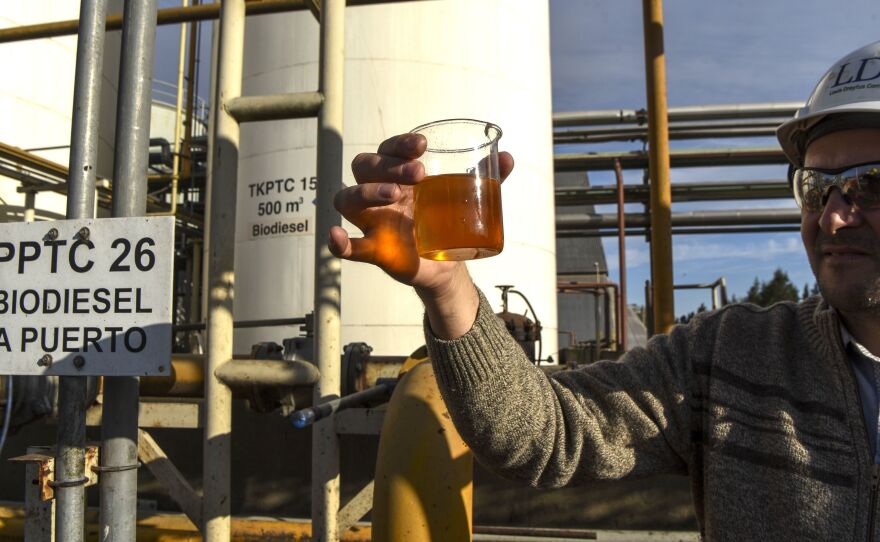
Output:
[777,102,880,167]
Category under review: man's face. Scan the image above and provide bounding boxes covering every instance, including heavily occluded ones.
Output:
[801,128,880,313]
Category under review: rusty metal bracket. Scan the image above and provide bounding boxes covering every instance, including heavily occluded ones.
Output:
[9,444,100,501]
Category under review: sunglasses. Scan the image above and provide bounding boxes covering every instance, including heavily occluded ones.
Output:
[792,161,880,212]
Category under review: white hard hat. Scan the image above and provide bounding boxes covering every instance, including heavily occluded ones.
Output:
[777,40,880,166]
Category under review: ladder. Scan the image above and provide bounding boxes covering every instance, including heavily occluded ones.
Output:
[204,1,344,541]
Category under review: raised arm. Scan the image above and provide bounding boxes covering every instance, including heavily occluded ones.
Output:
[426,289,697,488]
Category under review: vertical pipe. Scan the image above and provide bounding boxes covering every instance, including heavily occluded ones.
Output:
[67,0,107,221]
[602,288,612,349]
[313,0,345,540]
[110,0,158,218]
[592,291,601,361]
[204,1,244,540]
[181,1,200,207]
[58,1,108,540]
[613,159,628,351]
[190,240,202,325]
[23,191,36,222]
[168,0,190,216]
[55,378,88,542]
[100,1,158,541]
[641,0,674,334]
[201,9,220,330]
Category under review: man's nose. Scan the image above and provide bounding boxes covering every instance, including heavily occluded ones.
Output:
[819,187,864,234]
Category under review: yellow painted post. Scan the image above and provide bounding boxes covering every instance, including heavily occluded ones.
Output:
[372,361,473,541]
[642,0,675,334]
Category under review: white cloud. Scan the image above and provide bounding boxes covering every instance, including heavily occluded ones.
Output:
[673,236,803,264]
[604,235,805,273]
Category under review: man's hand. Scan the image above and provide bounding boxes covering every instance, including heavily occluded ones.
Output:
[329,132,514,301]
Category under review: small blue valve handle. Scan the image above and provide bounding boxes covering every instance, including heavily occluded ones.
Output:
[289,378,396,428]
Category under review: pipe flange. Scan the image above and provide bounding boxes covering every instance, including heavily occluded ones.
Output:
[91,462,141,473]
[47,477,90,488]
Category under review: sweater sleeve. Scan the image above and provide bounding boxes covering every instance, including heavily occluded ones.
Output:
[425,288,696,488]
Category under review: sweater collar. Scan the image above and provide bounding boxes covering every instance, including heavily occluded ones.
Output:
[836,309,880,362]
[805,295,845,358]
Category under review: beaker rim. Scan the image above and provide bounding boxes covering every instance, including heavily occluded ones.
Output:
[409,118,503,153]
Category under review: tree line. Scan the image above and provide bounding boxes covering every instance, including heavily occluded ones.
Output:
[678,268,818,324]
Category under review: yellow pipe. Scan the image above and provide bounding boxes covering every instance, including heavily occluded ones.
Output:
[140,354,206,397]
[0,2,312,44]
[642,0,675,334]
[372,360,473,541]
[0,506,371,541]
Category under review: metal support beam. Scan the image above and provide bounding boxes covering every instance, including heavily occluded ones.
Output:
[313,0,346,539]
[306,0,322,21]
[555,179,790,206]
[556,225,802,238]
[554,126,778,144]
[172,316,307,332]
[554,147,787,172]
[138,429,203,528]
[100,1,158,540]
[56,1,108,540]
[205,0,245,539]
[87,399,204,429]
[225,91,324,123]
[0,0,429,43]
[556,208,800,229]
[337,481,374,535]
[556,118,783,137]
[552,101,802,127]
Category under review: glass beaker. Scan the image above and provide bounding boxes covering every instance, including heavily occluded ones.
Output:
[410,118,504,261]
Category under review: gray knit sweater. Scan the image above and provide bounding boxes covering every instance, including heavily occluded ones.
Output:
[425,289,878,541]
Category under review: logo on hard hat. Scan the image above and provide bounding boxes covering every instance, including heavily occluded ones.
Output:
[830,57,880,89]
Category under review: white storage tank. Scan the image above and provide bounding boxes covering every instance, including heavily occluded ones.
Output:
[236,0,558,359]
[0,1,121,222]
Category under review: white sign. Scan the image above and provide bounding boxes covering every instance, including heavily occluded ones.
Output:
[0,217,174,376]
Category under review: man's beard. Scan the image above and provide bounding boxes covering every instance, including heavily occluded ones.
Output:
[812,231,880,313]
[817,278,880,313]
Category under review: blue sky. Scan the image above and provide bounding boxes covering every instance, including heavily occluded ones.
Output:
[549,0,880,316]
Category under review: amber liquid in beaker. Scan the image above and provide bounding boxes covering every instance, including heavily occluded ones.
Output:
[413,173,504,261]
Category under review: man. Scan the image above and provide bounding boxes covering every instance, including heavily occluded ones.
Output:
[331,40,880,540]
